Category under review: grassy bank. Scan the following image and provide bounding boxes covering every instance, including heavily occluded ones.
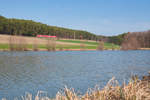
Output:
[2,75,150,100]
[57,39,120,49]
[0,34,121,51]
[0,44,97,50]
[0,38,120,51]
[0,44,119,51]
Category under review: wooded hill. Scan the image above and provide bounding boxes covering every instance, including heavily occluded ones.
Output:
[0,15,128,45]
[0,15,98,40]
[0,15,150,48]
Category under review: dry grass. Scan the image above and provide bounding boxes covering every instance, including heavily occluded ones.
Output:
[33,38,39,51]
[46,38,56,51]
[0,35,82,46]
[2,77,150,100]
[80,43,86,51]
[9,35,28,51]
[97,41,104,51]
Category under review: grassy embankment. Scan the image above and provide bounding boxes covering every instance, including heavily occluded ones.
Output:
[0,35,120,51]
[0,42,120,50]
[57,39,120,50]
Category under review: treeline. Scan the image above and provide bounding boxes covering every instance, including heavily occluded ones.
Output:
[107,33,127,45]
[0,15,97,40]
[101,30,150,49]
[0,15,150,48]
[121,30,150,50]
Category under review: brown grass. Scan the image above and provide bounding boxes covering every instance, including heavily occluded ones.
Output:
[0,34,83,46]
[9,35,28,51]
[97,41,104,51]
[46,38,56,51]
[33,38,39,51]
[80,41,86,51]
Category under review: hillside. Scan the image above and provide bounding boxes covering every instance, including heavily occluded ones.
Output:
[0,15,131,46]
[0,16,98,40]
[1,15,149,49]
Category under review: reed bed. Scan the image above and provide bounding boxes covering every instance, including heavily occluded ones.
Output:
[46,38,56,51]
[2,76,150,100]
[97,41,104,51]
[9,35,28,51]
[33,38,39,51]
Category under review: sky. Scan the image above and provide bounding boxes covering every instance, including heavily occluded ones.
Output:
[0,0,150,36]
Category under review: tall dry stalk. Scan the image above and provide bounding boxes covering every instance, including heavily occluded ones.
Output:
[46,38,51,51]
[97,41,104,50]
[51,38,56,51]
[9,35,28,51]
[46,37,56,51]
[16,36,28,51]
[9,35,16,51]
[80,41,86,51]
[33,38,39,51]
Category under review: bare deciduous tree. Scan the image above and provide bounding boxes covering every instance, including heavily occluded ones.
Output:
[121,32,141,50]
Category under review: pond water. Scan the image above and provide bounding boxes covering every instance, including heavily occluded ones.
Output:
[0,50,150,99]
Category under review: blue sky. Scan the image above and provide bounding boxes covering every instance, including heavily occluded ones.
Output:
[0,0,150,36]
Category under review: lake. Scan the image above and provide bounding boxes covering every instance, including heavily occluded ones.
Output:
[0,50,150,99]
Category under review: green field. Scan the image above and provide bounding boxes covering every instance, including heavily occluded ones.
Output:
[0,44,96,50]
[0,39,120,50]
[57,39,120,49]
[57,40,99,45]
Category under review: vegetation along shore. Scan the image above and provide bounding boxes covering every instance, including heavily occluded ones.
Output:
[0,15,150,51]
[2,73,150,100]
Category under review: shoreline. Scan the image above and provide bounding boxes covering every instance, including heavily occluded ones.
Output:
[0,48,97,52]
[1,48,150,52]
[139,48,150,50]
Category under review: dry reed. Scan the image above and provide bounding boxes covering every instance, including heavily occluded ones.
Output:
[9,35,28,51]
[46,38,56,51]
[33,38,39,51]
[97,41,104,51]
[2,76,150,100]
